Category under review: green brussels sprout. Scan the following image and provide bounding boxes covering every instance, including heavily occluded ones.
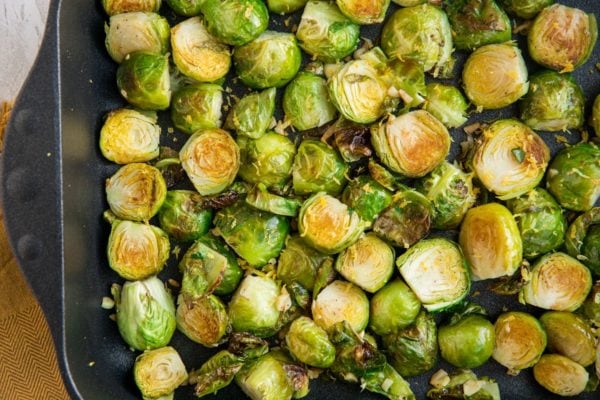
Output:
[225,88,276,140]
[285,316,336,368]
[166,0,204,16]
[427,369,501,400]
[579,282,600,327]
[392,0,426,5]
[157,190,212,242]
[312,280,370,332]
[521,252,592,311]
[371,110,451,178]
[341,175,392,224]
[528,4,598,72]
[134,346,188,400]
[540,311,596,367]
[176,295,228,347]
[533,354,589,397]
[292,140,348,196]
[422,83,468,129]
[446,0,511,51]
[245,185,302,217]
[298,193,365,254]
[189,350,243,397]
[112,277,176,351]
[180,128,240,195]
[368,159,404,192]
[506,188,566,259]
[459,203,522,281]
[296,1,360,62]
[106,163,167,222]
[201,0,268,46]
[233,32,302,89]
[116,51,171,110]
[170,84,222,134]
[472,119,550,200]
[462,43,528,109]
[397,238,471,312]
[373,188,433,249]
[277,236,331,291]
[214,201,289,267]
[387,58,428,111]
[171,17,231,83]
[336,0,390,24]
[105,12,170,63]
[381,4,453,74]
[102,0,162,16]
[99,108,160,164]
[361,363,415,400]
[382,311,438,377]
[592,94,600,137]
[547,142,600,212]
[415,162,476,230]
[201,235,243,296]
[369,279,421,336]
[566,207,600,276]
[492,312,546,372]
[267,0,308,14]
[499,0,553,19]
[520,70,585,131]
[283,72,338,131]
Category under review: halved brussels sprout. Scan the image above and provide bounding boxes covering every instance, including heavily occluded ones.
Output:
[382,310,438,377]
[312,280,370,332]
[369,279,421,336]
[233,31,302,89]
[336,0,389,24]
[427,369,501,400]
[201,0,268,46]
[593,94,600,137]
[106,163,167,221]
[520,70,585,131]
[493,312,547,373]
[298,193,365,254]
[157,190,212,242]
[566,207,600,276]
[528,4,597,72]
[361,363,415,400]
[397,238,471,312]
[102,0,162,16]
[392,0,426,5]
[296,1,360,62]
[112,277,176,350]
[180,128,240,195]
[105,12,170,63]
[423,83,468,129]
[368,159,404,192]
[371,111,451,178]
[214,201,289,267]
[283,72,337,131]
[546,142,600,212]
[99,108,160,164]
[117,51,171,110]
[134,347,188,400]
[373,188,433,249]
[416,162,476,230]
[506,188,566,259]
[292,140,348,196]
[472,119,550,200]
[285,316,336,368]
[171,17,231,83]
[499,0,554,19]
[166,0,204,16]
[171,84,222,134]
[277,236,331,291]
[335,233,394,293]
[225,88,276,140]
[245,185,302,217]
[190,350,244,397]
[459,203,522,281]
[521,252,592,311]
[462,43,528,109]
[446,0,511,51]
[540,311,596,367]
[533,354,589,397]
[176,295,228,347]
[341,175,392,224]
[381,4,453,74]
[267,0,308,14]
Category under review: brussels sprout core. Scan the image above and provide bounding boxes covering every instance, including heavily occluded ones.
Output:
[134,346,188,399]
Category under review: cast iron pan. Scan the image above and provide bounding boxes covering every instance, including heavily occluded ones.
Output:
[1,0,599,399]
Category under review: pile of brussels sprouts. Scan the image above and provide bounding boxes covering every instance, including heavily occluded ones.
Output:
[99,0,600,399]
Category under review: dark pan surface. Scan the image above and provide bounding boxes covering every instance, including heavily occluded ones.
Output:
[2,0,600,399]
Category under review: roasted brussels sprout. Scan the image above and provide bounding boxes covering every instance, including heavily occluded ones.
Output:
[499,0,553,19]
[506,188,566,259]
[170,84,222,134]
[422,83,468,129]
[225,88,276,140]
[368,159,404,192]
[392,0,426,5]
[292,140,348,196]
[99,108,160,164]
[427,369,501,400]
[134,346,188,400]
[166,0,203,16]
[157,190,212,242]
[176,295,229,347]
[180,128,240,195]
[105,12,170,63]
[296,1,360,62]
[233,32,302,89]
[361,363,415,400]
[336,0,389,24]
[341,175,392,224]
[492,312,546,372]
[533,354,589,397]
[371,110,451,178]
[283,72,337,131]
[116,51,171,110]
[462,43,528,109]
[593,94,600,137]
[459,203,522,281]
[446,0,511,51]
[112,277,176,350]
[285,316,336,368]
[312,280,370,332]
[102,0,162,16]
[277,236,330,291]
[566,207,600,276]
[472,119,549,200]
[201,0,268,46]
[267,0,308,14]
[245,185,302,217]
[369,279,421,336]
[528,4,598,72]
[106,163,167,222]
[381,4,453,74]
[547,143,600,212]
[540,311,596,367]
